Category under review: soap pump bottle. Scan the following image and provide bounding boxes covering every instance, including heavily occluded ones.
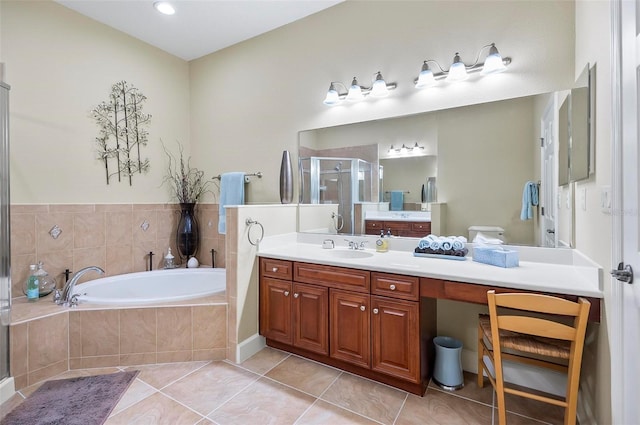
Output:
[164,248,175,269]
[376,230,388,253]
[25,264,39,301]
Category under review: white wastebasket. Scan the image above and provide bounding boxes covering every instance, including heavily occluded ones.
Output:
[433,336,464,390]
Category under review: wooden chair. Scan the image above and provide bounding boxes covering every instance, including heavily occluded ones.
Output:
[477,290,590,425]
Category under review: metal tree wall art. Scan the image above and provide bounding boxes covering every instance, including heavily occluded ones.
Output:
[91,81,151,185]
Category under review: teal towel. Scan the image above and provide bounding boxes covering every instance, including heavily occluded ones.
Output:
[520,181,539,220]
[390,191,404,211]
[218,172,245,234]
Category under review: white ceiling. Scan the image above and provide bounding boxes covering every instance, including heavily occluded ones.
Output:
[55,0,343,61]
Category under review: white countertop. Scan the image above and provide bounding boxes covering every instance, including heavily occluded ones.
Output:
[365,211,432,222]
[257,234,603,298]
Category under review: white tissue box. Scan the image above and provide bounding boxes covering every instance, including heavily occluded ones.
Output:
[473,246,519,268]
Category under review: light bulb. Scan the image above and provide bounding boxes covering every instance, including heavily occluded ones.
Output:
[415,61,437,88]
[346,77,364,101]
[446,53,468,82]
[371,72,389,97]
[481,44,507,75]
[323,83,340,105]
[153,1,175,15]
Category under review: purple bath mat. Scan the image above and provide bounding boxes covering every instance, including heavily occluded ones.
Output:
[1,370,139,425]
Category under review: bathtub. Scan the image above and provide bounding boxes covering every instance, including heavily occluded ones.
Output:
[73,268,226,305]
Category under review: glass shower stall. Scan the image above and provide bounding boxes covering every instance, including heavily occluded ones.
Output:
[299,156,373,234]
[1,79,10,388]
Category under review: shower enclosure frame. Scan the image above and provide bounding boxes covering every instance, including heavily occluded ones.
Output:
[0,80,11,391]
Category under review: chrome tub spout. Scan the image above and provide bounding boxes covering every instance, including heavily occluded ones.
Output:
[58,266,104,307]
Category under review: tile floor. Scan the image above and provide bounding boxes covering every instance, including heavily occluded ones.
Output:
[1,347,565,425]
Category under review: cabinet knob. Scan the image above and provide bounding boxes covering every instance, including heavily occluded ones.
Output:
[293,293,299,298]
[284,291,289,297]
[389,284,396,290]
[272,267,278,272]
[373,308,379,314]
[360,305,366,312]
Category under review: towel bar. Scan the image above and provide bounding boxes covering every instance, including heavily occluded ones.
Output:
[212,172,263,182]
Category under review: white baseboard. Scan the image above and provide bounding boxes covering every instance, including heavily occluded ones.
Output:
[236,334,266,363]
[0,377,15,405]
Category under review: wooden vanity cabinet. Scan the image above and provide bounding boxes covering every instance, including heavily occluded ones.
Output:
[365,220,431,237]
[259,259,329,355]
[260,258,435,395]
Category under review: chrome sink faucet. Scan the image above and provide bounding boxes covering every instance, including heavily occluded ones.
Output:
[344,239,368,250]
[56,266,104,307]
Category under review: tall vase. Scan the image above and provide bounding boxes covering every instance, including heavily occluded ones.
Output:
[176,203,199,261]
[279,150,293,204]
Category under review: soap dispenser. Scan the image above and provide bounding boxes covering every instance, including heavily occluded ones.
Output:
[376,230,388,253]
[164,248,175,269]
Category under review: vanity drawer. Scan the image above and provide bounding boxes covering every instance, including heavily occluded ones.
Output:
[372,272,419,301]
[365,220,384,234]
[261,258,293,280]
[410,222,431,234]
[294,262,370,293]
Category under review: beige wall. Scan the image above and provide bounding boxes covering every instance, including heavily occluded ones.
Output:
[0,0,190,204]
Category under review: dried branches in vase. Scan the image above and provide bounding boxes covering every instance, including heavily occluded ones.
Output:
[161,141,214,204]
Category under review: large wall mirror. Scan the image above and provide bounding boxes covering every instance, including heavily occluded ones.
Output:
[298,94,560,247]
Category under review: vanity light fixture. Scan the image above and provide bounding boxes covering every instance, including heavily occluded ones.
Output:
[388,142,425,155]
[414,43,511,88]
[323,72,397,105]
[153,1,175,15]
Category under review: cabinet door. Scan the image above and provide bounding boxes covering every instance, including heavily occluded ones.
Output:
[293,283,328,355]
[371,296,420,382]
[260,277,292,344]
[330,289,370,368]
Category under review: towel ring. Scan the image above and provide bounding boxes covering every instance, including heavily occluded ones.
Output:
[245,218,264,246]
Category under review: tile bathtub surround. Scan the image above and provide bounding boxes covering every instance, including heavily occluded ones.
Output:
[1,348,565,425]
[9,304,227,391]
[9,203,226,299]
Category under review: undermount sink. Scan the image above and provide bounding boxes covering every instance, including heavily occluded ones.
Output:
[325,249,375,259]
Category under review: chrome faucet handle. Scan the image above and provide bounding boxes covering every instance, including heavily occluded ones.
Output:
[344,239,356,249]
[68,293,81,308]
[358,241,368,250]
[52,289,62,304]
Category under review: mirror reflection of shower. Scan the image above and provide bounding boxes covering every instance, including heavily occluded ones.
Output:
[299,156,373,234]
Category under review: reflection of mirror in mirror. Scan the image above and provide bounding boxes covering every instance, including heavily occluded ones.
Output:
[298,95,558,246]
[569,63,593,182]
[558,96,570,186]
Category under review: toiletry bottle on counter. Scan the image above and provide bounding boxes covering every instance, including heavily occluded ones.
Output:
[164,248,175,269]
[26,264,39,301]
[376,230,388,253]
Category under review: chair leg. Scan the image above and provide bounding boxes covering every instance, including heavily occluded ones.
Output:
[496,376,507,425]
[477,323,484,388]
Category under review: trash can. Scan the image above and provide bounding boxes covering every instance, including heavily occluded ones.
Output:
[433,336,464,390]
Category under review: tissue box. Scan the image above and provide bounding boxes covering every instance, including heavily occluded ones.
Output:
[472,246,519,268]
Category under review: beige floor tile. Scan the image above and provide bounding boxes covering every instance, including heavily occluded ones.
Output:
[296,399,380,425]
[238,346,289,375]
[0,394,25,420]
[124,361,208,389]
[265,355,341,396]
[207,377,315,425]
[321,373,407,425]
[18,367,123,397]
[110,379,157,416]
[105,392,203,425]
[162,361,259,415]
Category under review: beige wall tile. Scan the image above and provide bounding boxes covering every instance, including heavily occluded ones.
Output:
[106,211,133,247]
[11,205,49,214]
[69,358,82,370]
[95,204,132,213]
[157,351,193,363]
[69,311,82,358]
[198,237,217,267]
[226,343,238,363]
[28,359,67,386]
[10,213,36,255]
[13,374,27,391]
[49,205,95,213]
[36,212,74,253]
[227,297,237,344]
[106,244,134,276]
[80,310,119,356]
[156,208,179,242]
[133,241,156,272]
[193,349,225,361]
[133,210,157,242]
[79,355,120,369]
[72,246,106,275]
[193,305,227,350]
[28,313,68,371]
[37,250,73,290]
[120,308,157,354]
[120,352,157,366]
[157,307,192,352]
[73,211,106,249]
[10,323,28,377]
[226,263,237,298]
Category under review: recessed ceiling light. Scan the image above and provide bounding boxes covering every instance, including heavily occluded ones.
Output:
[153,1,175,15]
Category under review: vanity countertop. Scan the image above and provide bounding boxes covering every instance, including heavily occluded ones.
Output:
[365,211,432,222]
[257,236,603,299]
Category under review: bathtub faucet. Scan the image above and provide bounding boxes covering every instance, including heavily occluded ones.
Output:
[56,266,104,307]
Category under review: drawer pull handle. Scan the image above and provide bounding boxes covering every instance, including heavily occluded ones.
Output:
[293,293,299,298]
[272,267,278,272]
[373,308,379,314]
[360,305,366,312]
[284,291,290,297]
[389,284,396,290]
